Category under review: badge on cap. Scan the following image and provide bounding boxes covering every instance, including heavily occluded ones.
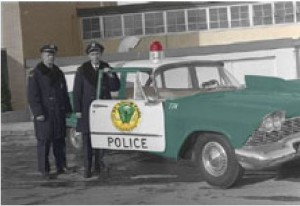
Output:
[40,44,57,53]
[86,41,104,54]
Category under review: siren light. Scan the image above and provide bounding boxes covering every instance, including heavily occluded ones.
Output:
[149,41,164,63]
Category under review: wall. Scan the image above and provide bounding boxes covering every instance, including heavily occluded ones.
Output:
[19,2,117,59]
[19,2,82,59]
[1,2,27,110]
[199,24,300,46]
[1,2,115,110]
[183,48,297,84]
[97,23,300,54]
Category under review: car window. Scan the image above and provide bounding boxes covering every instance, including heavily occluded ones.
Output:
[125,72,151,99]
[127,72,150,86]
[163,67,192,89]
[195,67,221,88]
[155,75,162,88]
[154,62,241,99]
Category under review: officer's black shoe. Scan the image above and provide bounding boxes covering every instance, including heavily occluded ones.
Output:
[56,169,66,175]
[41,172,51,180]
[63,166,71,172]
[101,166,110,173]
[94,165,101,174]
[84,170,92,178]
[97,162,109,172]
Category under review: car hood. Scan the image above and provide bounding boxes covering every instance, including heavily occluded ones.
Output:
[169,76,300,148]
[245,75,300,94]
[205,89,300,117]
[183,75,300,117]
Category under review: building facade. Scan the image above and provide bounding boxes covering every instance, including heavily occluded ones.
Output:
[1,2,115,110]
[78,2,300,53]
[1,1,300,110]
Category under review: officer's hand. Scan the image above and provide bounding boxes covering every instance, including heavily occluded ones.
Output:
[75,112,82,118]
[104,67,113,77]
[103,67,111,73]
[36,115,45,121]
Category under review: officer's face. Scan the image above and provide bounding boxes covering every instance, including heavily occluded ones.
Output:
[88,51,102,65]
[41,52,55,68]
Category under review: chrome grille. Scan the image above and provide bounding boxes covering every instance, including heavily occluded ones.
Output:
[245,117,300,146]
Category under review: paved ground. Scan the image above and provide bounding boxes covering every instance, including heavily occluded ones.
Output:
[1,122,300,205]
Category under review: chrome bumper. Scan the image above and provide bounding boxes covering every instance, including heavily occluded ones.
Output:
[235,133,300,170]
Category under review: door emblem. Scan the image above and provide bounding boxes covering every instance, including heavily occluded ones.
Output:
[111,101,141,131]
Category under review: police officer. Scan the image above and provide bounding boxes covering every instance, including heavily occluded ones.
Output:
[73,41,120,178]
[27,44,72,179]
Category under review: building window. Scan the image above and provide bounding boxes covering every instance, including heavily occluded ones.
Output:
[187,9,207,31]
[124,14,143,36]
[145,12,165,35]
[297,2,300,22]
[82,17,101,39]
[167,10,186,33]
[103,15,122,38]
[209,7,228,29]
[274,2,294,24]
[253,4,273,25]
[230,5,250,28]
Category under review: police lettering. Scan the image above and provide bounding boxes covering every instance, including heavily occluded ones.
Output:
[107,137,148,149]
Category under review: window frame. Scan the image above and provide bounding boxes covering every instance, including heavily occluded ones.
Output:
[166,9,187,33]
[252,3,274,26]
[187,8,208,31]
[144,11,166,35]
[102,14,123,38]
[274,1,295,24]
[296,2,300,22]
[208,6,229,30]
[81,16,102,40]
[230,4,250,28]
[123,13,144,36]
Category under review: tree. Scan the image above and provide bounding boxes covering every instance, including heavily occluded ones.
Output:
[1,50,12,112]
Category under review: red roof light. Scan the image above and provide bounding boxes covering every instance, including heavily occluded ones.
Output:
[150,41,163,52]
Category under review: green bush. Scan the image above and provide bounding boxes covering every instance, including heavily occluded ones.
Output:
[1,68,12,112]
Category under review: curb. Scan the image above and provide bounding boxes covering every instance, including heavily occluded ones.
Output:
[1,130,35,137]
[1,122,35,138]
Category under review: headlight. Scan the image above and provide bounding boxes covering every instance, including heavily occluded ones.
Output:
[258,111,285,133]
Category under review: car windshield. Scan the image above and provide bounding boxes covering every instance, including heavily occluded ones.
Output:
[153,62,241,99]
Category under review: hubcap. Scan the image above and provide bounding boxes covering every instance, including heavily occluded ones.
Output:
[202,141,228,177]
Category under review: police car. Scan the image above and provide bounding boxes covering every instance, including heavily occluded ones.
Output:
[67,41,300,188]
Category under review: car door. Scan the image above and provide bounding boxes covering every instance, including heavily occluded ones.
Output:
[90,71,166,152]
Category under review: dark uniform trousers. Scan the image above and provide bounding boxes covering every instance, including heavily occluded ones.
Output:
[37,138,65,174]
[37,103,66,174]
[82,133,105,172]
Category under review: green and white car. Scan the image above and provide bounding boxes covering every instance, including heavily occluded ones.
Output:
[67,59,300,188]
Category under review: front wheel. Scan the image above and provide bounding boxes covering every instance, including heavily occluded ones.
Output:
[193,133,244,188]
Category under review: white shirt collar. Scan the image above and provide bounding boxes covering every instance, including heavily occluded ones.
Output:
[92,63,99,70]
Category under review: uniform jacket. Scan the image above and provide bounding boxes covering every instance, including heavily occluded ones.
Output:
[27,62,72,140]
[73,60,120,133]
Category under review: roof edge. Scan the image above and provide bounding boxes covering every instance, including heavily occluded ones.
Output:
[25,38,300,68]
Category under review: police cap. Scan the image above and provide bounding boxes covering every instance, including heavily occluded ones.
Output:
[86,41,104,54]
[40,44,58,54]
